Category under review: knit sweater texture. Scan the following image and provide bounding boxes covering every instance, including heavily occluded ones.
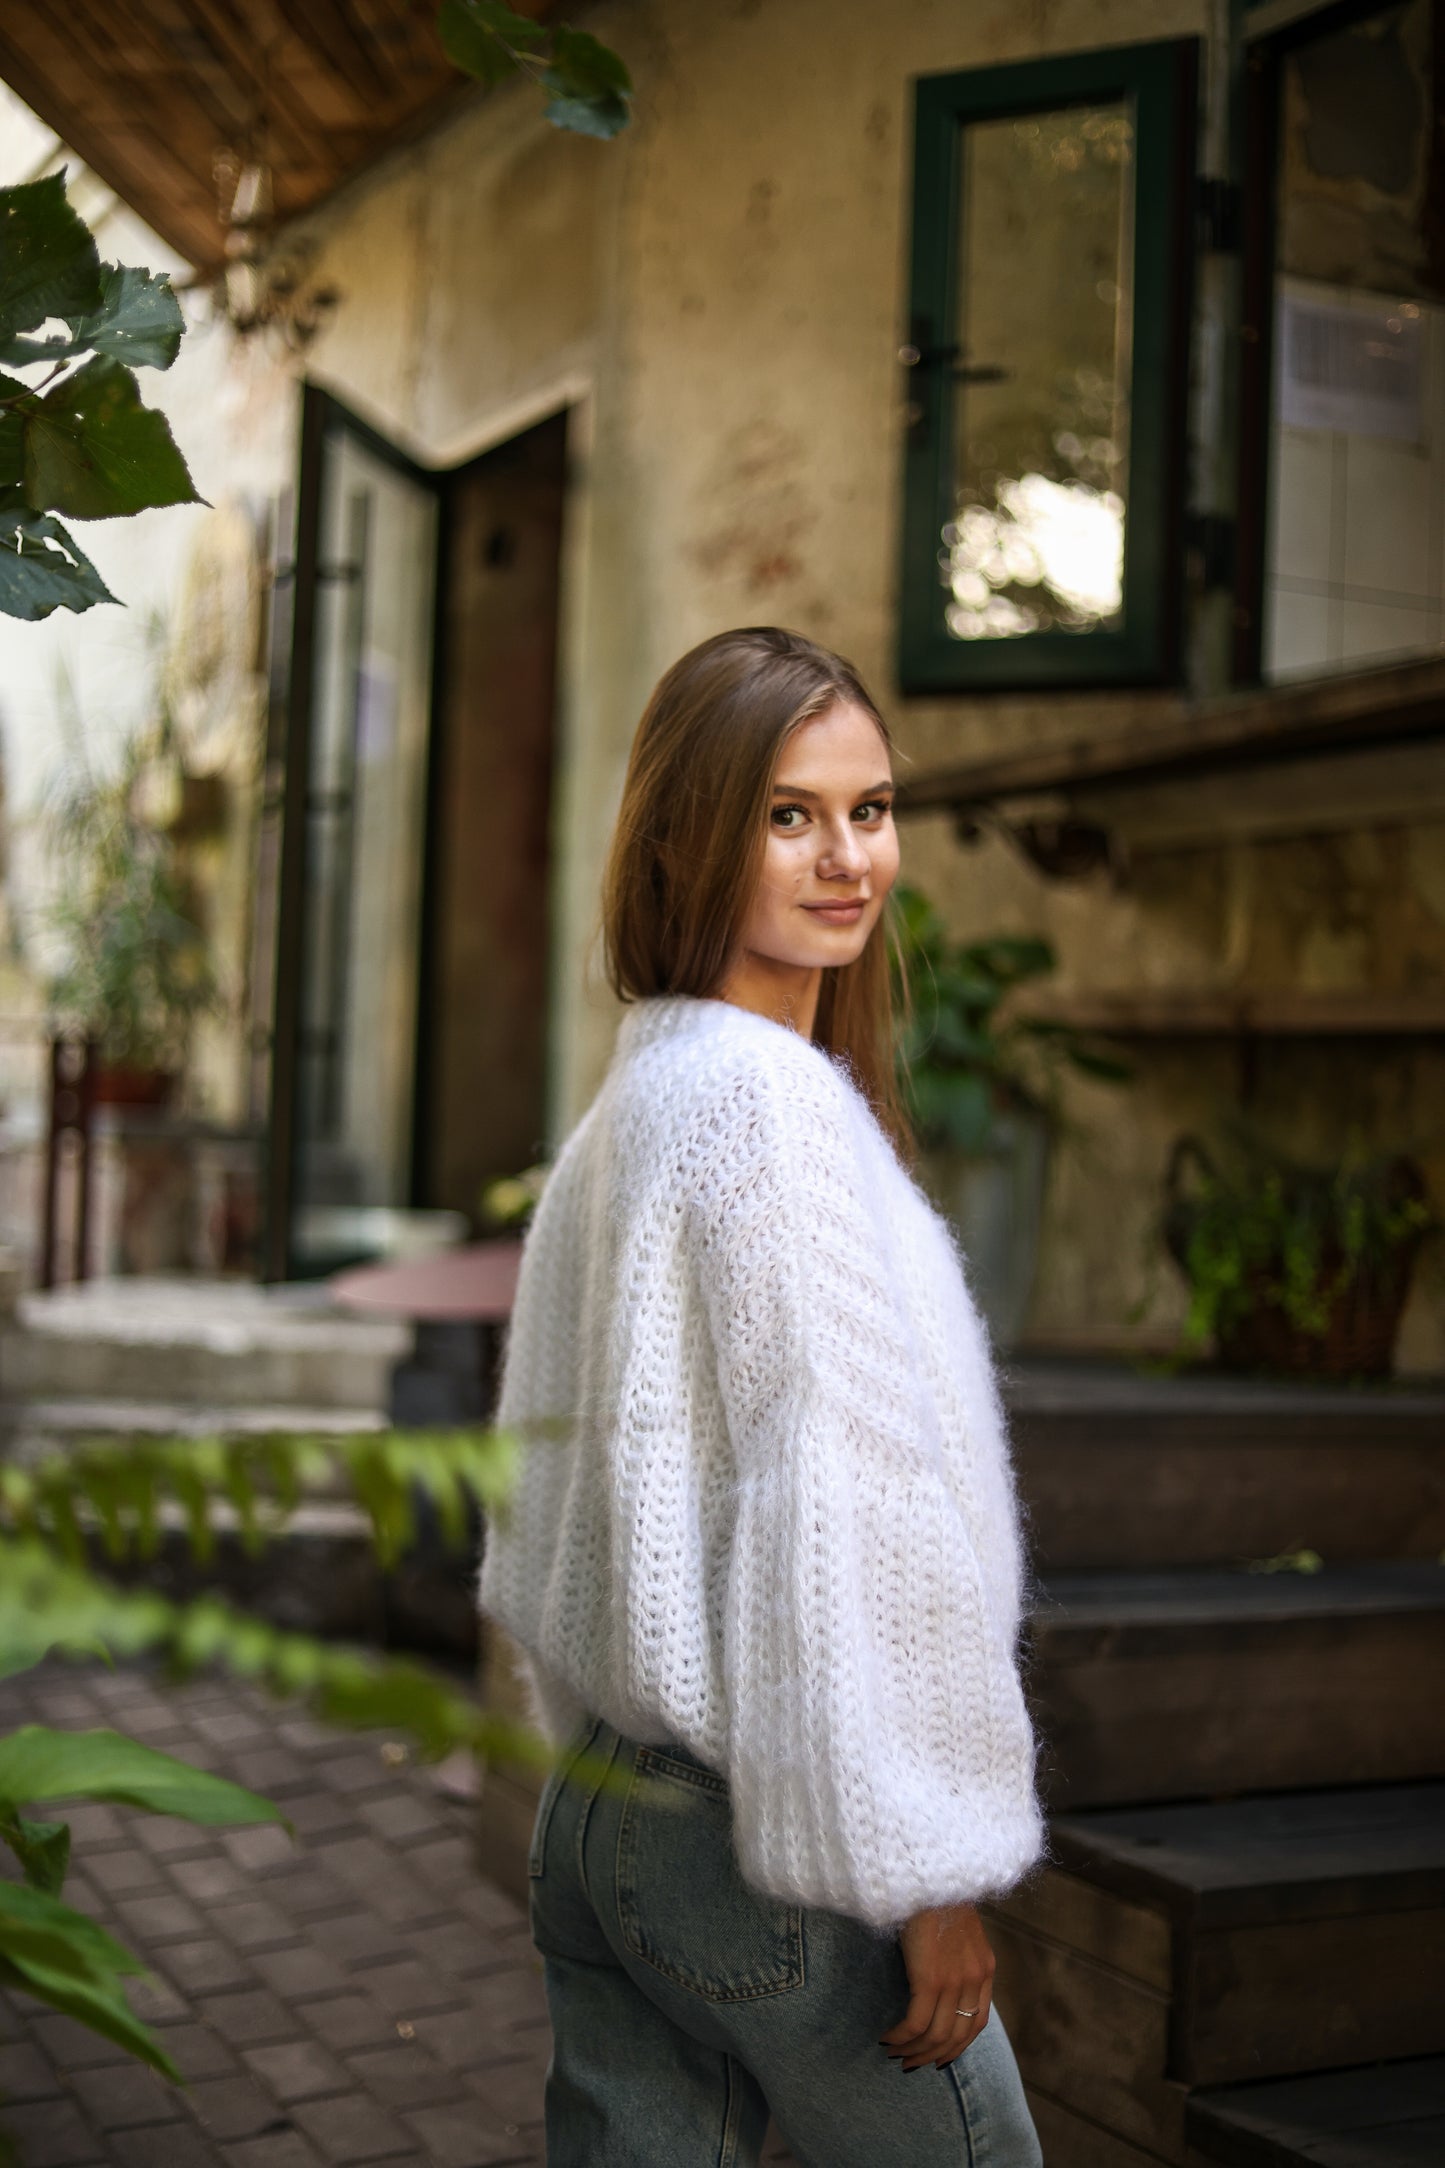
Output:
[478,992,1043,1931]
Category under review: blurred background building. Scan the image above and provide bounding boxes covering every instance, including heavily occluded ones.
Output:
[0,0,1438,1372]
[0,9,1442,2166]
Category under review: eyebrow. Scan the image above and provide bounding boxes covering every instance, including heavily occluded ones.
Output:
[770,780,894,800]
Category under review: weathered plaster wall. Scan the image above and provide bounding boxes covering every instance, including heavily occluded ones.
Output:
[0,86,298,1137]
[287,0,1442,1368]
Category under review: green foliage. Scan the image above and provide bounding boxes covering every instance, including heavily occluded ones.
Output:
[439,0,633,138]
[0,1725,286,1831]
[0,508,113,620]
[0,1416,540,2102]
[479,1161,550,1231]
[0,171,198,621]
[892,882,1131,1153]
[0,1422,521,1575]
[0,1876,179,2081]
[1161,1120,1438,1355]
[42,678,221,1068]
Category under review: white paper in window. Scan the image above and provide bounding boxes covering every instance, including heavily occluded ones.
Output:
[1278,295,1423,442]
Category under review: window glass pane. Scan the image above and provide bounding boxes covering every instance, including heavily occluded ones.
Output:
[944,101,1135,643]
[293,433,437,1270]
[1263,0,1440,682]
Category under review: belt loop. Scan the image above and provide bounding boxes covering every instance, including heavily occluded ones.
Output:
[574,1719,624,1903]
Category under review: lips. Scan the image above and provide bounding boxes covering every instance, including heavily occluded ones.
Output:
[803,900,868,924]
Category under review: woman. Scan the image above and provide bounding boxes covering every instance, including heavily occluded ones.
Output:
[480,627,1044,2167]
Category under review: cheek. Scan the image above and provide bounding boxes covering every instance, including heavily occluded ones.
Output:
[871,825,901,895]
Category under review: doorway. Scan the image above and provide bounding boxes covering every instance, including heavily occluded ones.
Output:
[262,393,568,1279]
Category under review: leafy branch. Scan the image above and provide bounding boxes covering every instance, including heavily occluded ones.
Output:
[0,1418,555,2114]
[0,1423,521,1574]
[0,174,200,622]
[439,0,633,138]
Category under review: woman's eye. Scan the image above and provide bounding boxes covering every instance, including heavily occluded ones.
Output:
[854,799,893,823]
[771,805,808,830]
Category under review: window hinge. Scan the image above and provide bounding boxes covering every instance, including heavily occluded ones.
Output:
[1186,511,1237,591]
[1196,176,1242,255]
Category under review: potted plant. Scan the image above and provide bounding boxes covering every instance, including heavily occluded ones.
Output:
[1160,1120,1438,1380]
[43,709,221,1105]
[892,884,1130,1347]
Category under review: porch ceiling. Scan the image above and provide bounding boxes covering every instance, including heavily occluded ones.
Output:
[0,1,551,269]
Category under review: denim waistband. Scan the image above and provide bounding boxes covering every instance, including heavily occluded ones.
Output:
[587,1717,726,1789]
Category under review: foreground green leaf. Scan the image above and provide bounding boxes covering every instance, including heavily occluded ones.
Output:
[0,1725,288,1829]
[0,504,116,619]
[0,1807,70,1895]
[23,354,201,519]
[544,24,632,137]
[438,0,542,85]
[2,264,185,373]
[0,171,102,347]
[0,1538,543,1775]
[0,1879,178,2080]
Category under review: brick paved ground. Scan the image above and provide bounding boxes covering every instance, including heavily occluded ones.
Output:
[0,1659,795,2168]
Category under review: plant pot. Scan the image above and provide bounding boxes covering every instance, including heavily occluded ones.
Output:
[1212,1251,1420,1380]
[1163,1135,1429,1381]
[920,1108,1051,1350]
[92,1063,176,1110]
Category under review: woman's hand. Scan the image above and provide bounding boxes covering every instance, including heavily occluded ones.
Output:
[880,1903,996,2071]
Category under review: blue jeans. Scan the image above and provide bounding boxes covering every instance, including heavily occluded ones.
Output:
[527,1717,1043,2168]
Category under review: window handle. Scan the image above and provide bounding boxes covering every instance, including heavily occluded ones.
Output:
[898,342,1008,384]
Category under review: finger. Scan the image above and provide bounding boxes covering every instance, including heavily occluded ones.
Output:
[938,1983,994,2067]
[895,1989,959,2069]
[906,1979,991,2071]
[879,1986,939,2050]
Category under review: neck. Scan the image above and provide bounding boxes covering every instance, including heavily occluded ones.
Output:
[716,953,821,1039]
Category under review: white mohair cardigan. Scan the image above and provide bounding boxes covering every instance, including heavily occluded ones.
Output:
[478,992,1043,1932]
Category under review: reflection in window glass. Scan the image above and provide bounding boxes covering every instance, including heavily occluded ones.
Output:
[944,101,1135,642]
[1263,0,1441,682]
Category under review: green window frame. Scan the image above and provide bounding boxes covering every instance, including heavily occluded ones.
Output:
[898,39,1198,694]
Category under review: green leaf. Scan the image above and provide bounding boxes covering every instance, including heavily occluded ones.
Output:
[914,1069,996,1153]
[0,1880,178,2079]
[438,0,541,85]
[0,1805,71,1894]
[548,25,632,97]
[541,31,633,142]
[957,935,1056,987]
[0,1725,287,1829]
[1064,1044,1134,1083]
[23,355,202,520]
[3,264,186,373]
[0,172,103,346]
[0,506,116,622]
[0,374,27,490]
[76,263,185,371]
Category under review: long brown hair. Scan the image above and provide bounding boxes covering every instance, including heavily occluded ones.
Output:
[601,626,911,1154]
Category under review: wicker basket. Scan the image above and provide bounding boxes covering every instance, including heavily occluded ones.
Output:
[1163,1134,1430,1382]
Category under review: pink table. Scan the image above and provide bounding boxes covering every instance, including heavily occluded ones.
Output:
[329,1238,523,1323]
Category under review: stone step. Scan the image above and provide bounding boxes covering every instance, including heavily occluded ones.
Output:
[1004,1360,1445,1571]
[3,1397,390,1443]
[1031,1563,1445,1808]
[0,1276,410,1412]
[1185,2056,1445,2168]
[986,1785,1445,2164]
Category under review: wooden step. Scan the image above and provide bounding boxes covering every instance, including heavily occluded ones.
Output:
[984,1786,1445,2165]
[1003,1360,1445,1571]
[1030,1563,1445,1808]
[1185,2056,1445,2168]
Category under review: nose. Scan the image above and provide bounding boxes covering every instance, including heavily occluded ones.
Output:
[818,818,869,880]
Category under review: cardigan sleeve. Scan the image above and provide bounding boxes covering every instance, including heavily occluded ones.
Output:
[690,1049,1043,1932]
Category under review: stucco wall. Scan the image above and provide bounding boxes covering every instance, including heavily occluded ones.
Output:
[12,1,1432,1353]
[279,0,1444,1370]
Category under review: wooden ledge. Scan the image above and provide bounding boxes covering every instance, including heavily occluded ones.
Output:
[1009,989,1445,1038]
[896,655,1445,819]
